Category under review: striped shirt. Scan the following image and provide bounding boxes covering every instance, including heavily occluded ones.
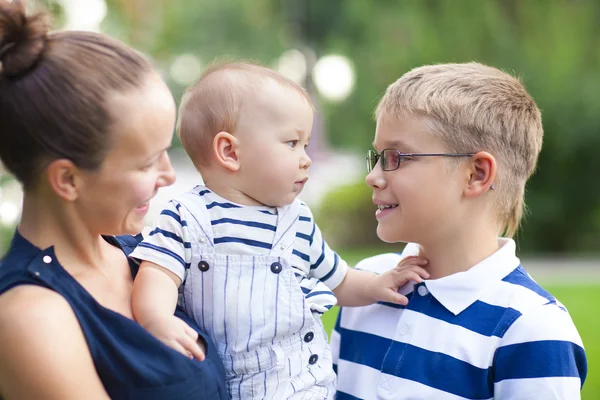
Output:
[331,239,587,399]
[132,186,347,313]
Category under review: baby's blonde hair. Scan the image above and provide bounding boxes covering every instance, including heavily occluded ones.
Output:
[177,61,311,170]
[376,62,543,237]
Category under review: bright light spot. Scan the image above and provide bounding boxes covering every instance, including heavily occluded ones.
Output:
[0,201,19,226]
[60,0,107,32]
[277,49,307,85]
[312,55,356,102]
[170,54,203,86]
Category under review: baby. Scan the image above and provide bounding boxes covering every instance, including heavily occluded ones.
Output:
[131,62,428,399]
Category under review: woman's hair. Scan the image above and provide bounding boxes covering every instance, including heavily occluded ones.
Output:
[0,0,153,189]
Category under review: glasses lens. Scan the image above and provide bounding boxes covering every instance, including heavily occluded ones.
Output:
[366,150,378,172]
[381,149,402,171]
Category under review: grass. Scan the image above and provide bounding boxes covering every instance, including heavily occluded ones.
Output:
[323,249,599,399]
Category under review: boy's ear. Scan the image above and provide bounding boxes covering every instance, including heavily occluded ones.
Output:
[213,131,240,172]
[46,159,82,202]
[465,151,496,198]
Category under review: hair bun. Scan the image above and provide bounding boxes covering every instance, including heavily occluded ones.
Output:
[0,0,50,78]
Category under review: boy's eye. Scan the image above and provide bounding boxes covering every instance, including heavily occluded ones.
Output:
[286,140,298,148]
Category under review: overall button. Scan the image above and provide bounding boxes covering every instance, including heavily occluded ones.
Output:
[197,261,210,272]
[304,332,314,343]
[308,354,319,365]
[270,262,283,274]
[417,285,429,296]
[42,255,52,264]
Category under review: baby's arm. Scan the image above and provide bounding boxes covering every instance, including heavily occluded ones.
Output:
[129,201,205,360]
[132,262,204,360]
[333,256,429,306]
[304,209,427,306]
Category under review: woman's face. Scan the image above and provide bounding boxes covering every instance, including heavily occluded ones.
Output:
[75,73,177,236]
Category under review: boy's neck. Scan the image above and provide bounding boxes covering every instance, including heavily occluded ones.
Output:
[416,225,502,280]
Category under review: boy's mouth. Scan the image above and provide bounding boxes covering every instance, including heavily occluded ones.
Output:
[377,204,398,210]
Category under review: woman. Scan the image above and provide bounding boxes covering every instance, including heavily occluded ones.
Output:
[0,1,228,398]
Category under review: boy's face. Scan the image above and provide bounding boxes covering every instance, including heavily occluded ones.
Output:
[235,80,314,207]
[367,115,468,245]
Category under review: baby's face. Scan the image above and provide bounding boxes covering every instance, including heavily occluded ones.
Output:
[235,80,314,207]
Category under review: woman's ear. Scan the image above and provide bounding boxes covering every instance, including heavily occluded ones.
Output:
[46,159,81,201]
[464,151,496,198]
[213,131,240,172]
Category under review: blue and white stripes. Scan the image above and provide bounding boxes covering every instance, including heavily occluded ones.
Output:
[331,240,587,400]
[131,186,347,313]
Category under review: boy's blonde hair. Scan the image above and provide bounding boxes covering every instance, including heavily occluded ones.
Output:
[177,61,311,169]
[376,62,543,237]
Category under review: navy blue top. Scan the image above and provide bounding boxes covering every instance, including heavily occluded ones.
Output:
[0,231,229,400]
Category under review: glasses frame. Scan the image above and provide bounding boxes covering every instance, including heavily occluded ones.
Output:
[367,148,475,172]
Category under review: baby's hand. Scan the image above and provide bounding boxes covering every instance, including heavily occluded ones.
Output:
[144,315,206,361]
[366,256,429,305]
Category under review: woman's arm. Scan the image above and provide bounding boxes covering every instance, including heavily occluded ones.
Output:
[0,285,110,400]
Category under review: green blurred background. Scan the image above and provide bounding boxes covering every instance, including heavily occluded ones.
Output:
[1,0,598,397]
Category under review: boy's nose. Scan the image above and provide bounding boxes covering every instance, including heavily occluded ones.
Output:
[366,168,385,189]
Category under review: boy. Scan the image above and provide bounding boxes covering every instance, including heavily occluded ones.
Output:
[129,62,429,399]
[331,62,587,400]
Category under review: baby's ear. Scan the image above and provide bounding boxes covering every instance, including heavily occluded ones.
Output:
[464,151,496,198]
[213,131,240,172]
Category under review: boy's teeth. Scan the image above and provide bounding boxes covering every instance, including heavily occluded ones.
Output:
[378,204,397,210]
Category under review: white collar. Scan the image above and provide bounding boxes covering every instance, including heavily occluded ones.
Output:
[402,239,521,315]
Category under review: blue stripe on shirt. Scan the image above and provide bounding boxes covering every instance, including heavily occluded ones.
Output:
[136,242,188,269]
[206,201,242,210]
[306,290,335,299]
[338,326,493,399]
[299,216,311,222]
[211,218,277,232]
[411,294,522,338]
[310,238,326,270]
[214,237,272,250]
[320,253,339,282]
[502,266,555,304]
[160,210,187,226]
[493,340,587,384]
[295,232,311,242]
[292,249,310,262]
[149,228,192,248]
[336,392,362,400]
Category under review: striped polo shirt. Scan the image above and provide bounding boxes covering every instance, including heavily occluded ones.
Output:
[132,186,347,313]
[331,239,587,399]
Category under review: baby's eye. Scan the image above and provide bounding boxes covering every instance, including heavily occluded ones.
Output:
[286,140,298,148]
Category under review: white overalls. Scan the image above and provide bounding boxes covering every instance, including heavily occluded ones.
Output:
[176,192,336,399]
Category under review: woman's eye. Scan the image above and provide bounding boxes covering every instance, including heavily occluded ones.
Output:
[286,140,298,148]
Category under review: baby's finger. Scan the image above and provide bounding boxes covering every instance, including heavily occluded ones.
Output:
[395,264,430,279]
[394,270,426,285]
[380,290,409,305]
[180,335,205,361]
[168,341,192,358]
[398,256,429,267]
[184,324,200,342]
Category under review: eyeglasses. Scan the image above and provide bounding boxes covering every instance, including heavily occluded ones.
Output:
[366,149,475,172]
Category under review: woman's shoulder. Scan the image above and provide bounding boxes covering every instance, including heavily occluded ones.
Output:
[0,284,111,398]
[0,284,85,362]
[0,283,75,331]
